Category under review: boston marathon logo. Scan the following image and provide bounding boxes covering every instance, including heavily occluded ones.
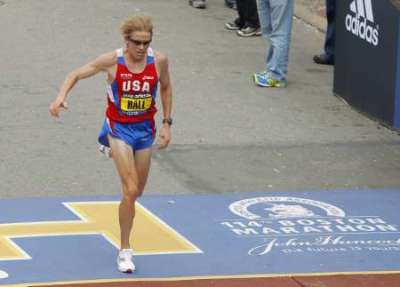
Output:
[220,197,399,256]
[345,0,379,46]
[229,197,345,220]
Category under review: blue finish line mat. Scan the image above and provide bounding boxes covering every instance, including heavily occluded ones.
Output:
[0,189,399,286]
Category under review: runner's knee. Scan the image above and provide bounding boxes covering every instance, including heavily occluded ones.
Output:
[122,181,139,201]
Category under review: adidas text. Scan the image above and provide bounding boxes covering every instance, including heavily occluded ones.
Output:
[345,14,379,46]
[345,0,379,46]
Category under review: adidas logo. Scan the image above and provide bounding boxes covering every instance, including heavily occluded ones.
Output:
[345,0,379,46]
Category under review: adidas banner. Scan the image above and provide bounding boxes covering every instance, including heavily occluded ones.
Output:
[334,0,400,130]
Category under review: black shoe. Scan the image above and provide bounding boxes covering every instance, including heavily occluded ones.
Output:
[237,26,261,37]
[189,0,206,8]
[225,21,240,30]
[313,54,334,65]
[225,0,236,9]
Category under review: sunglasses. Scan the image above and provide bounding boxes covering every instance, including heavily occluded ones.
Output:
[127,38,152,46]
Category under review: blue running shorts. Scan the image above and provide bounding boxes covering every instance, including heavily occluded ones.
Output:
[98,118,155,151]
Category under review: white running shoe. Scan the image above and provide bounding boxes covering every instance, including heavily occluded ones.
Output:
[98,145,112,158]
[117,249,135,273]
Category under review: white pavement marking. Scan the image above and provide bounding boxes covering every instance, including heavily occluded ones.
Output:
[0,270,9,279]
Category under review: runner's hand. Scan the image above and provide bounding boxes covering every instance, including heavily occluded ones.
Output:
[49,98,68,118]
[156,124,171,149]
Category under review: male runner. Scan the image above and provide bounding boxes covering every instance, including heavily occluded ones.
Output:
[49,15,173,273]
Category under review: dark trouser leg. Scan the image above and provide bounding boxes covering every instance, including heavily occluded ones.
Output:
[324,0,335,60]
[236,0,247,28]
[245,0,260,28]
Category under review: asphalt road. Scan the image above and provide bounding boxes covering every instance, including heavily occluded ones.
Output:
[0,0,399,199]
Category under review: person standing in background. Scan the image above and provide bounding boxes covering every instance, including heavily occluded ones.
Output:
[313,0,335,65]
[225,0,261,37]
[253,0,294,87]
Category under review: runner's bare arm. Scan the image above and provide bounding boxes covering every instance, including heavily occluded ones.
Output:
[49,51,117,118]
[155,51,173,149]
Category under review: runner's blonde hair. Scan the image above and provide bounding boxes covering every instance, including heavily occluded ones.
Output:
[120,15,153,39]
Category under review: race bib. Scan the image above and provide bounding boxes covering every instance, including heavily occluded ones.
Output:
[120,94,152,113]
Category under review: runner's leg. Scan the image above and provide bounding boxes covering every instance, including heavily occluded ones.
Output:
[133,147,152,197]
[108,135,139,250]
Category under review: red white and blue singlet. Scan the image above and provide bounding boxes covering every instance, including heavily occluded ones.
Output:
[98,48,159,150]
